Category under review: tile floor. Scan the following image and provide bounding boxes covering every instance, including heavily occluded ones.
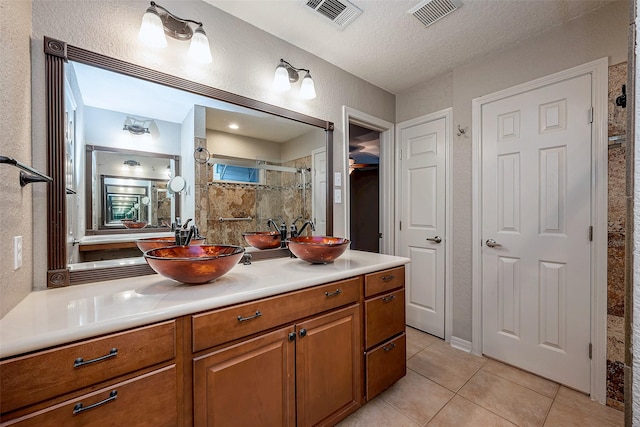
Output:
[338,327,624,427]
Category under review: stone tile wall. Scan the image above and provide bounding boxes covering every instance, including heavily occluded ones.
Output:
[606,61,627,410]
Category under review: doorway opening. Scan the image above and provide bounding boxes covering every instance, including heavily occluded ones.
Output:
[349,123,381,253]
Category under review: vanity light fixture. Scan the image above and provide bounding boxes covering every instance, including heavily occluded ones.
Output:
[273,59,316,100]
[138,1,213,64]
[122,160,142,173]
[123,117,151,135]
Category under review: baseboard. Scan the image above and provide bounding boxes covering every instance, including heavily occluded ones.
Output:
[450,336,472,353]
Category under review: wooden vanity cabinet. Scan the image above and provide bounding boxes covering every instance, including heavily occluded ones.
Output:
[363,266,406,401]
[191,279,362,427]
[0,321,178,425]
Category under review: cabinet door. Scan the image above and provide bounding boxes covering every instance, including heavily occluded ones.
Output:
[296,304,361,427]
[193,326,295,427]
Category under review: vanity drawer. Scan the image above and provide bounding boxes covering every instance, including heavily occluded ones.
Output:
[364,266,404,298]
[1,365,177,426]
[0,320,176,414]
[365,333,406,401]
[364,289,405,349]
[192,277,361,352]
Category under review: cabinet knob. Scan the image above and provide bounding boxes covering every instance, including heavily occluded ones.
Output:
[299,328,307,338]
[288,332,296,342]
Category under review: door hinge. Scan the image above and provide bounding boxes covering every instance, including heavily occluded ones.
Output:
[399,149,402,160]
[588,226,593,242]
[399,221,402,231]
[589,342,592,359]
[588,107,594,124]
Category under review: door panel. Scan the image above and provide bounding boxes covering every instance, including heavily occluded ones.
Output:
[400,116,446,338]
[481,73,592,392]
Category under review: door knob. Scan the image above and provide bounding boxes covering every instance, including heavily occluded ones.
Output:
[426,236,442,244]
[486,239,502,248]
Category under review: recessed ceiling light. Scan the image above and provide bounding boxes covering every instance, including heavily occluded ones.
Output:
[229,123,239,130]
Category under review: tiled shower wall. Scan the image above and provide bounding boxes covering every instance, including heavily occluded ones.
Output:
[607,61,627,410]
[202,155,312,247]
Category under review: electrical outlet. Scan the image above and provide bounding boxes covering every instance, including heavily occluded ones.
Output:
[14,236,23,270]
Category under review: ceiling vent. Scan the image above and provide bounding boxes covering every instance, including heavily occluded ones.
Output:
[408,0,462,28]
[301,0,363,30]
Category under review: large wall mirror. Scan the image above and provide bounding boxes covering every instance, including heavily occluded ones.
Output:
[44,37,334,287]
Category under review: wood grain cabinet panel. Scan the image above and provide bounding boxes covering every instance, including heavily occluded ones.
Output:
[363,266,407,401]
[364,267,405,298]
[365,334,406,400]
[0,321,176,414]
[192,277,360,352]
[296,304,361,427]
[1,365,177,427]
[193,326,296,427]
[364,289,406,348]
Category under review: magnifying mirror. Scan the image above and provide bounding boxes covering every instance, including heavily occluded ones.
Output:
[168,176,186,194]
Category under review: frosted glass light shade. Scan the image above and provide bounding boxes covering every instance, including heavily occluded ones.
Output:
[138,9,167,48]
[300,73,316,99]
[273,65,291,91]
[188,27,212,64]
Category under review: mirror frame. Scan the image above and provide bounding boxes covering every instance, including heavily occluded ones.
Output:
[44,36,334,288]
[84,145,181,235]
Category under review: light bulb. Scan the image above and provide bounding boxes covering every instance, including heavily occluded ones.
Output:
[300,73,316,100]
[273,64,291,91]
[188,26,212,64]
[138,6,167,48]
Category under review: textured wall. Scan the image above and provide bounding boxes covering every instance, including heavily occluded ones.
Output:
[29,0,395,288]
[396,1,628,342]
[0,0,33,317]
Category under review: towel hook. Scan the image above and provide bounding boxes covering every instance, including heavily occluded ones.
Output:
[456,124,467,137]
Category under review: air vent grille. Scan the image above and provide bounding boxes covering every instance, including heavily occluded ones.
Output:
[409,0,462,28]
[302,0,363,30]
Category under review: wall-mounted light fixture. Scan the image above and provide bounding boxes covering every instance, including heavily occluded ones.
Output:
[138,1,212,64]
[273,59,316,100]
[123,117,151,135]
[122,160,142,173]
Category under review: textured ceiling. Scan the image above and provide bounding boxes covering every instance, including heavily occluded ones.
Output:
[204,0,614,94]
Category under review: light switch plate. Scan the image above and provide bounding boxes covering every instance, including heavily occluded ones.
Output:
[334,189,342,204]
[334,172,342,187]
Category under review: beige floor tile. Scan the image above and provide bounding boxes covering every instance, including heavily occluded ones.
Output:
[380,369,454,424]
[407,340,486,392]
[336,397,420,427]
[481,359,559,398]
[544,401,620,427]
[458,370,552,427]
[406,326,440,359]
[427,395,516,427]
[554,386,624,426]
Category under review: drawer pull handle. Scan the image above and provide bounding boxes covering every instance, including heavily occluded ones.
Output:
[383,343,396,352]
[381,275,395,282]
[73,390,118,415]
[237,311,262,322]
[382,295,396,302]
[324,289,342,297]
[73,348,118,368]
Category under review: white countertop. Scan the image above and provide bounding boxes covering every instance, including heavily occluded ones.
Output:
[0,250,409,359]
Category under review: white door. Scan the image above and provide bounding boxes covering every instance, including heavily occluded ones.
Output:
[312,147,327,236]
[481,74,592,392]
[399,116,447,338]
